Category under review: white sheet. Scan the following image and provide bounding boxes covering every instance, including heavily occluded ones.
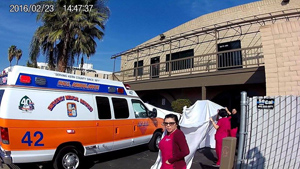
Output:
[145,103,181,119]
[150,100,223,169]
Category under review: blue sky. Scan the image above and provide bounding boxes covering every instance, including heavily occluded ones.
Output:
[0,0,258,72]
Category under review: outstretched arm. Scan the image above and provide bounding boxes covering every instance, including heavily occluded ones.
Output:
[210,117,219,130]
[225,107,231,115]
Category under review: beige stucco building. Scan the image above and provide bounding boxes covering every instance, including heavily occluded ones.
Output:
[112,0,300,110]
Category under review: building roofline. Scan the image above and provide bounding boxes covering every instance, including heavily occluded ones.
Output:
[111,8,300,59]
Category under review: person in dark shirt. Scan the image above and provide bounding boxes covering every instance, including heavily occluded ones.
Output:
[225,107,240,156]
[225,107,240,137]
[159,114,190,169]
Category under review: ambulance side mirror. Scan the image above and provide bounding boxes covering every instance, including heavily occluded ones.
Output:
[149,108,157,118]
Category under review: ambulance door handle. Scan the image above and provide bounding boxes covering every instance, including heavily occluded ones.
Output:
[67,130,75,134]
[115,127,119,134]
[134,125,137,132]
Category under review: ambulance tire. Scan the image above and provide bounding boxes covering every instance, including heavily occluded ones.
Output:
[53,145,83,169]
[148,131,162,152]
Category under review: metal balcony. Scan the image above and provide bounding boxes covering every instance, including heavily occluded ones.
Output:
[113,46,264,83]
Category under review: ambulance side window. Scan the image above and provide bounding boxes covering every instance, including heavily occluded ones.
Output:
[96,96,111,119]
[0,90,4,105]
[132,99,148,118]
[112,98,129,119]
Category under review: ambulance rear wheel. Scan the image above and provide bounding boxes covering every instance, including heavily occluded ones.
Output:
[148,131,162,152]
[53,146,82,169]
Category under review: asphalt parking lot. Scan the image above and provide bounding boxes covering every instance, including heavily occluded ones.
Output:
[4,145,218,169]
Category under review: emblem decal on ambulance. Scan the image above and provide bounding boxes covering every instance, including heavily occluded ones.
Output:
[19,96,35,113]
[67,103,77,117]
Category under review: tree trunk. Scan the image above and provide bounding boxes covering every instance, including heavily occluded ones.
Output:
[58,30,70,72]
[48,45,55,70]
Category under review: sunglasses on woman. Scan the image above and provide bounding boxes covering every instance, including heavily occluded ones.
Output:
[162,122,176,126]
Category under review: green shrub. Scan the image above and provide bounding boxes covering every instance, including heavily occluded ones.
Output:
[171,99,192,114]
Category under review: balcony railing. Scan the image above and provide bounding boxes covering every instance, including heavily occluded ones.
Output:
[113,46,264,82]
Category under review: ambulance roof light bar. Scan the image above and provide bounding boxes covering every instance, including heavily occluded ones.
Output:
[117,88,124,94]
[20,75,31,84]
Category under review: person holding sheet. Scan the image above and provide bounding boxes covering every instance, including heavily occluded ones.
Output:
[210,109,231,166]
[225,107,239,137]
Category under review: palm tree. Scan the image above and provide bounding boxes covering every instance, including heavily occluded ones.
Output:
[30,24,57,70]
[15,49,22,65]
[8,45,16,66]
[30,0,110,72]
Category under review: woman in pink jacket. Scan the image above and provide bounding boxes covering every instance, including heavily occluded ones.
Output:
[159,114,190,169]
[210,109,231,166]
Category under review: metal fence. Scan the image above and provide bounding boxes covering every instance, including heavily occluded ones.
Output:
[114,46,264,82]
[238,94,300,169]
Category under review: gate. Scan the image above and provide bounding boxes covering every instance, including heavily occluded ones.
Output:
[237,93,300,169]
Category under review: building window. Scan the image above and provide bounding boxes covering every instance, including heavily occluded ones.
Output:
[151,56,160,78]
[217,40,242,70]
[102,74,109,79]
[95,74,98,77]
[81,71,85,75]
[166,49,194,71]
[134,60,143,76]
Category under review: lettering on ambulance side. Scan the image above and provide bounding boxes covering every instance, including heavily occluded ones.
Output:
[137,121,149,127]
[48,95,93,112]
[57,80,100,91]
[15,73,127,95]
[19,96,35,113]
[137,121,149,134]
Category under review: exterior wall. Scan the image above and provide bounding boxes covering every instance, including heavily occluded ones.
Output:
[120,0,300,81]
[36,62,113,80]
[73,69,113,80]
[261,20,300,96]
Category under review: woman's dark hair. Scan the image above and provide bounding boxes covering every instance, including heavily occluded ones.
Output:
[218,109,228,117]
[164,114,180,129]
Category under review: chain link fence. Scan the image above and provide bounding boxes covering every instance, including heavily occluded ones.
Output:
[239,95,300,169]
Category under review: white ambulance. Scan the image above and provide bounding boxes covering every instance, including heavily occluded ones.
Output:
[0,66,164,169]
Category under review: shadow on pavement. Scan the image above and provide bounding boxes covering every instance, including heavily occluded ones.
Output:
[195,147,219,169]
[8,144,152,169]
[84,144,151,168]
[8,146,221,169]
